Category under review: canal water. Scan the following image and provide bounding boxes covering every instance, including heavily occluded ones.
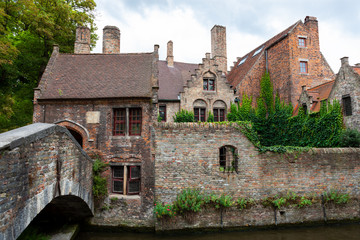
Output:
[76,223,360,240]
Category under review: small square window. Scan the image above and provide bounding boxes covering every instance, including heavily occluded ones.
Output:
[113,108,142,136]
[194,108,206,122]
[298,37,306,47]
[203,78,215,91]
[300,61,308,73]
[112,166,141,195]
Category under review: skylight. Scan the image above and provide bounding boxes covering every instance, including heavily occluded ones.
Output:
[238,57,247,66]
[253,46,264,57]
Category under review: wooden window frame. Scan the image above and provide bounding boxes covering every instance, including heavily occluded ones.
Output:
[213,108,225,122]
[300,61,308,73]
[203,78,215,91]
[298,37,306,47]
[159,105,166,122]
[194,107,206,122]
[111,166,141,195]
[113,108,142,136]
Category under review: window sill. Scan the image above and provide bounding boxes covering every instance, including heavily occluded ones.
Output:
[298,46,307,49]
[111,135,142,140]
[109,194,140,200]
[299,73,309,76]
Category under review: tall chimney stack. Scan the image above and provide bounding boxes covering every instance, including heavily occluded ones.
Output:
[211,25,227,73]
[166,40,174,67]
[74,26,91,54]
[103,26,120,54]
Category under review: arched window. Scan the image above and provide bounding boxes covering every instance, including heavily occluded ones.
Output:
[203,72,216,91]
[193,99,207,122]
[213,100,226,122]
[219,146,238,173]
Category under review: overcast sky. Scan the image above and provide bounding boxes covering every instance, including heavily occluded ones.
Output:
[92,0,360,72]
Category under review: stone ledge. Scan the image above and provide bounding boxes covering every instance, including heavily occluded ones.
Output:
[153,122,243,130]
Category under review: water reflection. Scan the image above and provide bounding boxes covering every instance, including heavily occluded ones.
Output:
[77,224,360,240]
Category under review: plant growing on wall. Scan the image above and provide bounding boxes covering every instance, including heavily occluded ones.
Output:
[92,156,108,202]
[207,111,214,122]
[173,109,195,122]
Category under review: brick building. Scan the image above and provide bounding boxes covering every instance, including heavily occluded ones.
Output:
[33,26,159,226]
[227,16,334,107]
[295,57,360,131]
[158,25,235,122]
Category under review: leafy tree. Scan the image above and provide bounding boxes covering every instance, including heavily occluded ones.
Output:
[0,0,97,132]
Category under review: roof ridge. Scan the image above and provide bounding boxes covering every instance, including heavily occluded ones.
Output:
[307,80,335,91]
[59,52,153,56]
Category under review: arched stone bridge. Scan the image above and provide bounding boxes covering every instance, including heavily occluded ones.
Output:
[0,123,94,240]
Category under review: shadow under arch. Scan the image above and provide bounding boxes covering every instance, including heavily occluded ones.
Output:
[55,119,91,148]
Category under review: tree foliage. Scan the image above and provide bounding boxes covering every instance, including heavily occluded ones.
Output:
[0,0,97,132]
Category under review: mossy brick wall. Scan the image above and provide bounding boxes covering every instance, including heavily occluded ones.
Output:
[154,122,360,203]
[0,124,93,240]
[154,122,360,230]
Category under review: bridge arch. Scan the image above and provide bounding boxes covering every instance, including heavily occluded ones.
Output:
[0,123,94,240]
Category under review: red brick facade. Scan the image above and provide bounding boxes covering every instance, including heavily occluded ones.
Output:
[228,16,334,107]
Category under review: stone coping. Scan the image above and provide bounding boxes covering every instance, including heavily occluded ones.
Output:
[153,122,243,129]
[0,123,92,161]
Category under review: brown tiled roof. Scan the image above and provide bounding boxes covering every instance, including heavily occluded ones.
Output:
[293,80,335,115]
[39,53,154,99]
[158,60,197,100]
[353,67,360,75]
[227,21,300,88]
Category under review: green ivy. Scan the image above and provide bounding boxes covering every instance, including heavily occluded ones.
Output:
[92,157,108,200]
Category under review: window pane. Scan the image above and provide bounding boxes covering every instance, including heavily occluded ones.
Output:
[159,106,166,122]
[220,109,225,121]
[113,166,124,178]
[209,79,214,91]
[113,109,126,135]
[113,180,123,193]
[300,61,307,73]
[343,96,352,116]
[129,166,140,179]
[194,108,199,121]
[214,109,219,122]
[219,147,226,167]
[200,108,205,122]
[128,180,140,194]
[129,108,142,135]
[203,79,208,90]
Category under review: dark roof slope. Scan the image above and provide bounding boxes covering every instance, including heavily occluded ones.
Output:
[227,21,300,88]
[158,60,197,100]
[39,53,154,99]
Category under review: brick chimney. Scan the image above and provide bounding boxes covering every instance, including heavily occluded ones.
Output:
[74,26,90,54]
[166,40,174,67]
[211,25,227,73]
[304,16,319,49]
[103,26,120,54]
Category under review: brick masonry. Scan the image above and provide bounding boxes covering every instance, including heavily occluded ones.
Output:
[153,122,360,230]
[0,123,93,240]
[34,98,155,227]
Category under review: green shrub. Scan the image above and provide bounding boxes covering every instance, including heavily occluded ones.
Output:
[323,190,350,205]
[154,202,176,218]
[339,128,360,147]
[237,197,255,210]
[298,196,312,208]
[92,157,108,199]
[173,109,195,122]
[173,189,203,214]
[207,111,214,122]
